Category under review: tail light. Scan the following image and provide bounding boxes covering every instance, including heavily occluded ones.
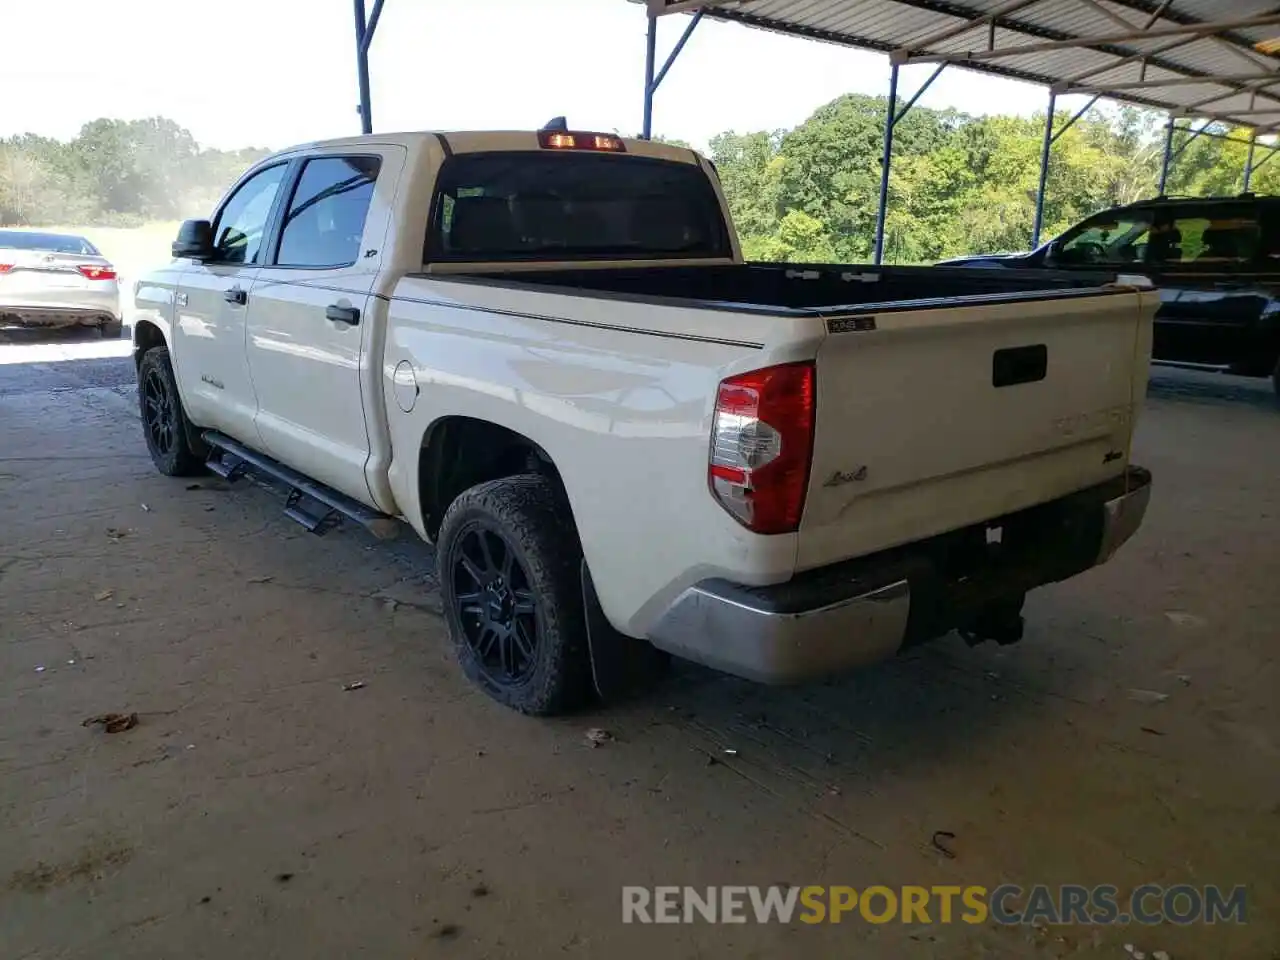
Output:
[708,362,815,535]
[77,265,117,280]
[0,264,13,274]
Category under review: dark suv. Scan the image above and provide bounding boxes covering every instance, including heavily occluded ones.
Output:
[943,194,1280,398]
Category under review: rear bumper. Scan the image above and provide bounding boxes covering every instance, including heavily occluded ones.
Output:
[0,293,120,327]
[648,466,1152,684]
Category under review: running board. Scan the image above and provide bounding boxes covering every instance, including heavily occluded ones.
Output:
[1151,359,1232,373]
[202,430,400,541]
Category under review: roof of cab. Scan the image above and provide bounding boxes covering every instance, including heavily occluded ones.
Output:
[275,129,703,165]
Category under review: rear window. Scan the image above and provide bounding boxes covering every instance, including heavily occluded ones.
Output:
[0,230,98,255]
[426,152,732,263]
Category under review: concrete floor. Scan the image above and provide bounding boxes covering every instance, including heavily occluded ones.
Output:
[1,331,1277,959]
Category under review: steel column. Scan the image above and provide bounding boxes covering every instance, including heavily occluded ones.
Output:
[642,11,703,141]
[354,0,372,134]
[873,63,899,265]
[1157,116,1175,194]
[1244,130,1258,191]
[642,14,657,140]
[1031,92,1056,248]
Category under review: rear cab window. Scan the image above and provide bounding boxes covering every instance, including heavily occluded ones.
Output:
[0,231,99,256]
[425,152,732,263]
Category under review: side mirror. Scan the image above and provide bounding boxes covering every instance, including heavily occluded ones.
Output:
[172,220,214,260]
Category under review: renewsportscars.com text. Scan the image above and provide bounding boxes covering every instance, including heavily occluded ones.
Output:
[622,884,1247,926]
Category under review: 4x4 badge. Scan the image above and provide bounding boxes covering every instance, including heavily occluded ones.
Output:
[824,466,868,487]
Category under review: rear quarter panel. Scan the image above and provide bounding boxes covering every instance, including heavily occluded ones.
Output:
[382,277,815,637]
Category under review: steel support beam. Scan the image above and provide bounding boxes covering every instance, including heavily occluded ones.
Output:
[1050,94,1100,144]
[1031,92,1055,247]
[1247,141,1280,176]
[352,0,385,134]
[899,12,1280,66]
[1063,72,1280,95]
[642,15,657,139]
[1244,130,1258,192]
[873,64,899,265]
[1168,119,1214,164]
[894,64,947,125]
[642,10,703,139]
[895,0,1040,55]
[1157,116,1175,195]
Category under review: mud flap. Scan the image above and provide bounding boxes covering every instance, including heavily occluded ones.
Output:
[582,561,670,703]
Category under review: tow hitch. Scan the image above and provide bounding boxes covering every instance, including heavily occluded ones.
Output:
[958,594,1026,647]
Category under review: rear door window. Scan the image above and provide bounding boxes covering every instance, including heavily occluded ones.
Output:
[1151,206,1260,268]
[275,156,382,268]
[426,152,732,262]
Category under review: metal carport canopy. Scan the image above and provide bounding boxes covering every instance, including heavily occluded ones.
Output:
[633,0,1280,261]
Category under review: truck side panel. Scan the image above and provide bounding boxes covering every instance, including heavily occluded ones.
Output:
[382,277,805,637]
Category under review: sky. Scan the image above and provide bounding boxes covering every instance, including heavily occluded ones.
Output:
[4,0,1078,153]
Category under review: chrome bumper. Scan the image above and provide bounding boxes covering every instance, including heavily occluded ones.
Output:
[649,467,1152,684]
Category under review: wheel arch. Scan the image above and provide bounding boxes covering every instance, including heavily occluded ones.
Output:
[416,415,570,541]
[132,318,169,368]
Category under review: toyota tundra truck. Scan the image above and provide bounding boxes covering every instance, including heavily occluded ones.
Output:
[131,124,1155,715]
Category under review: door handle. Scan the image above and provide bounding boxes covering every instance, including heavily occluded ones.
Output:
[224,287,247,305]
[325,304,360,325]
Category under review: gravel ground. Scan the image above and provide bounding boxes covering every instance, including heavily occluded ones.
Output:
[0,341,1277,959]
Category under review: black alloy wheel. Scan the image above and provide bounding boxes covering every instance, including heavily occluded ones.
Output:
[137,346,203,476]
[142,365,177,459]
[452,524,541,684]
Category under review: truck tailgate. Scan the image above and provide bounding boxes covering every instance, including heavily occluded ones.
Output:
[798,287,1155,571]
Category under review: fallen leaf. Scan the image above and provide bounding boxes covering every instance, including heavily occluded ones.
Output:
[1164,611,1206,628]
[140,503,151,512]
[585,727,612,747]
[1129,688,1169,705]
[185,483,202,491]
[82,712,138,734]
[94,589,113,602]
[342,680,366,692]
[105,527,128,541]
[246,575,274,584]
[1176,674,1191,686]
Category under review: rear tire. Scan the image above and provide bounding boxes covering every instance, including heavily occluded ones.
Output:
[138,346,204,477]
[100,317,124,340]
[437,475,593,716]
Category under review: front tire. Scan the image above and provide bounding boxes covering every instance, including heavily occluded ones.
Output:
[437,475,593,716]
[138,346,203,477]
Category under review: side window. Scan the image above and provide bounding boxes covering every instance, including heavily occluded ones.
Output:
[1056,213,1152,267]
[1153,211,1260,267]
[275,156,382,268]
[212,164,288,265]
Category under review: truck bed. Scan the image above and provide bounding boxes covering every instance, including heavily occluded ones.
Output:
[452,261,1125,316]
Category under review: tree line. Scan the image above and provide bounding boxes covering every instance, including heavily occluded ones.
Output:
[702,94,1276,262]
[2,104,1273,260]
[0,118,270,228]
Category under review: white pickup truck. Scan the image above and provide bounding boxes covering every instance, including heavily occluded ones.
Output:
[132,125,1155,715]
